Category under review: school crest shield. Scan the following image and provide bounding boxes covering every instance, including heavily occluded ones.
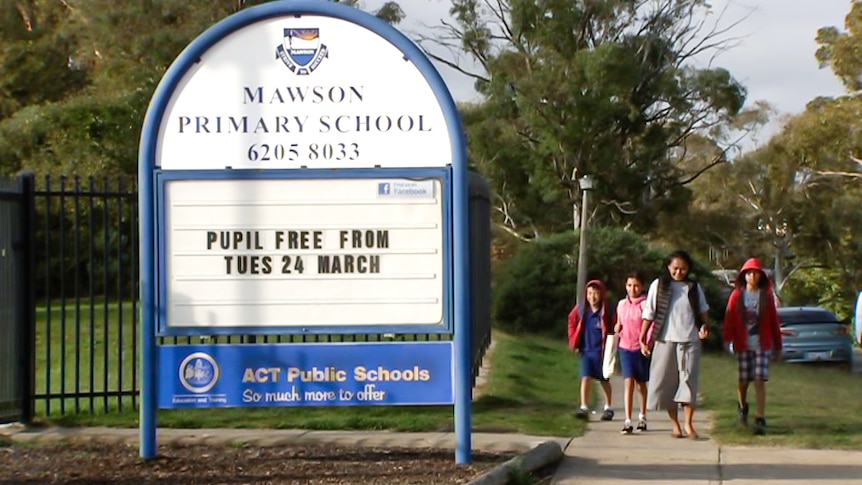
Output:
[276,28,328,75]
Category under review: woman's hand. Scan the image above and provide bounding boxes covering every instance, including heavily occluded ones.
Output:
[698,324,710,340]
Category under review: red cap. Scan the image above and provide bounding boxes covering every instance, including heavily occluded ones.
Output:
[741,258,764,272]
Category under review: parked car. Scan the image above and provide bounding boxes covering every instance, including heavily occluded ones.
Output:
[778,306,853,363]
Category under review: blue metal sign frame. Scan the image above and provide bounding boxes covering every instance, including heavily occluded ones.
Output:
[139,0,471,463]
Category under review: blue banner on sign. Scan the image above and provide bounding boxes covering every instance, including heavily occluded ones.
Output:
[158,342,453,408]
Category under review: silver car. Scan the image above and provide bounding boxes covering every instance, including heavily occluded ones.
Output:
[778,306,853,363]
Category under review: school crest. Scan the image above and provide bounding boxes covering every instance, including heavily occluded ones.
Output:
[276,28,328,75]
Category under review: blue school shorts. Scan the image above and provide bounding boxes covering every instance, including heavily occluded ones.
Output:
[619,348,650,382]
[580,350,608,380]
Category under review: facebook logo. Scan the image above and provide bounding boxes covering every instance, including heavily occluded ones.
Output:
[378,183,391,195]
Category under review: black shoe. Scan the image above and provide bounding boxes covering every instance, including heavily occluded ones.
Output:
[738,403,749,428]
[601,409,614,421]
[575,408,589,420]
[636,419,647,432]
[754,417,766,435]
[621,423,633,434]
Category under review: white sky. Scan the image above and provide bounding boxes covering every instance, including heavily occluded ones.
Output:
[364,0,851,143]
[702,1,848,117]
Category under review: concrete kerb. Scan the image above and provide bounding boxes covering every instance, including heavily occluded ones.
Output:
[467,440,567,485]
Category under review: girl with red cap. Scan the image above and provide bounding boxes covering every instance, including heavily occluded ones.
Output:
[723,257,783,435]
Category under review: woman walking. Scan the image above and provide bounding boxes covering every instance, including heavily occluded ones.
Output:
[639,250,710,439]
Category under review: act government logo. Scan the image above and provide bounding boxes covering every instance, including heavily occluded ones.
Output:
[276,28,328,75]
[179,352,221,393]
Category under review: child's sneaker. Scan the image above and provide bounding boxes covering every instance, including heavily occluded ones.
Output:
[738,402,749,428]
[575,407,589,420]
[621,420,633,434]
[636,418,647,432]
[753,417,766,435]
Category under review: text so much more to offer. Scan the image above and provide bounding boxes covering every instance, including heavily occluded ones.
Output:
[241,365,432,404]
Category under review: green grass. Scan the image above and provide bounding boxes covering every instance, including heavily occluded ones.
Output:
[699,352,862,449]
[34,302,137,415]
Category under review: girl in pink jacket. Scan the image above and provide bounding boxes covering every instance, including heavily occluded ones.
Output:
[614,272,650,434]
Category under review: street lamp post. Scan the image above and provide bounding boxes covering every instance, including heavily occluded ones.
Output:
[575,175,595,312]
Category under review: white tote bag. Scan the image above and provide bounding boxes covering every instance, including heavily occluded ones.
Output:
[602,334,619,379]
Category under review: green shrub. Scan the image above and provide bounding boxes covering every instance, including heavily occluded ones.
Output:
[492,227,662,335]
[492,227,728,351]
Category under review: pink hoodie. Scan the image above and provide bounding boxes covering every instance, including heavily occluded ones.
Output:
[616,294,647,351]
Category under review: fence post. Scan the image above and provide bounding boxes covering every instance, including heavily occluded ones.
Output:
[16,170,36,424]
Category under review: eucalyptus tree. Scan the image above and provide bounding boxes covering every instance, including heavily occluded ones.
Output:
[419,0,747,238]
[680,1,862,306]
[759,96,862,308]
[816,0,862,93]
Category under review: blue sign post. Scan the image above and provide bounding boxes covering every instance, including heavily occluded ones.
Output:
[138,1,472,462]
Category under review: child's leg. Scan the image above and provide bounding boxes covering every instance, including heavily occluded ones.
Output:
[737,350,753,407]
[636,380,648,418]
[599,379,613,408]
[580,376,592,409]
[754,378,766,417]
[623,377,634,421]
[737,379,750,406]
[754,350,769,418]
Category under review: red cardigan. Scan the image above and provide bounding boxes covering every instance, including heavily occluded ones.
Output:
[722,288,782,352]
[567,303,614,351]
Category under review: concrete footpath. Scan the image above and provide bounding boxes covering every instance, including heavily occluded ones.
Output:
[5,383,862,485]
[550,373,862,484]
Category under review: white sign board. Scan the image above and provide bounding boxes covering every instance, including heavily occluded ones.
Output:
[157,16,451,170]
[162,177,445,329]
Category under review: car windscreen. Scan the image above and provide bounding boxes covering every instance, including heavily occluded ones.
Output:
[778,310,841,325]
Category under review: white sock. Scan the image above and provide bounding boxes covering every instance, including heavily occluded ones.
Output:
[625,418,632,426]
[604,404,612,411]
[580,405,589,411]
[639,413,646,421]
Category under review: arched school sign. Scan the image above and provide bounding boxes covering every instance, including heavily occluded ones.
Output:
[138,1,472,462]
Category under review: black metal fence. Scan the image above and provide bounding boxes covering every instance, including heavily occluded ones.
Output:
[2,171,493,420]
[0,174,34,424]
[33,174,140,416]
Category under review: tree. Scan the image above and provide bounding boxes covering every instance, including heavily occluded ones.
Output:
[761,96,862,309]
[816,0,862,92]
[660,0,862,313]
[420,0,748,238]
[0,0,404,176]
